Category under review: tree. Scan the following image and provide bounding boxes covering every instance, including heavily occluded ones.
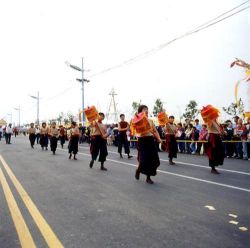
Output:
[153,98,164,116]
[222,98,245,116]
[132,100,141,114]
[63,118,70,126]
[67,112,75,122]
[57,112,64,125]
[182,100,199,120]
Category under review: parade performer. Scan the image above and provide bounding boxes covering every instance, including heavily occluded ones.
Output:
[89,112,108,171]
[35,125,40,144]
[201,105,224,174]
[165,116,178,165]
[134,105,161,184]
[28,123,36,148]
[68,121,80,160]
[59,125,66,148]
[48,122,59,155]
[40,122,49,150]
[118,114,132,159]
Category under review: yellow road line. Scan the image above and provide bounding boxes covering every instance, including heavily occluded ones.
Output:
[0,167,36,248]
[0,155,64,248]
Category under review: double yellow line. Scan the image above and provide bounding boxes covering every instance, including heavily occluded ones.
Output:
[0,155,64,248]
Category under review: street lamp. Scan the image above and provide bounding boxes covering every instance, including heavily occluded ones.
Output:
[29,91,40,125]
[14,105,20,127]
[65,58,89,124]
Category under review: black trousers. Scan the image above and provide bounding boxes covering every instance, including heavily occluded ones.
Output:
[50,136,58,152]
[90,135,108,163]
[5,133,11,144]
[29,133,36,147]
[118,133,130,154]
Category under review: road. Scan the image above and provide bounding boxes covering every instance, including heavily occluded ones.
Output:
[0,135,249,248]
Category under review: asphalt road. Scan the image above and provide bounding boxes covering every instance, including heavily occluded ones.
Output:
[0,135,249,248]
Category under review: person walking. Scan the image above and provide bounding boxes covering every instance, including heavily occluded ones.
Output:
[28,123,36,148]
[118,114,133,159]
[49,122,59,155]
[134,105,161,184]
[40,122,49,150]
[68,122,80,160]
[5,124,13,144]
[89,113,108,170]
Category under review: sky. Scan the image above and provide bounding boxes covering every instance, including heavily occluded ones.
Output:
[0,0,250,125]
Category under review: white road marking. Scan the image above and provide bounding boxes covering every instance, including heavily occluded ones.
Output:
[58,148,250,193]
[78,145,250,176]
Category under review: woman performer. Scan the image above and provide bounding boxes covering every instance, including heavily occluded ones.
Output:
[28,123,36,148]
[68,121,80,160]
[59,125,66,148]
[48,122,59,155]
[40,122,49,150]
[118,114,133,159]
[207,121,224,174]
[89,113,108,170]
[165,116,178,165]
[135,105,161,184]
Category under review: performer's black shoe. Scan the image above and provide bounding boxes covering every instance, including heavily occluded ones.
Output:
[89,160,94,168]
[211,169,220,174]
[46,147,48,150]
[53,151,55,155]
[73,155,77,160]
[128,155,133,159]
[69,153,72,159]
[100,163,107,171]
[120,153,123,159]
[135,169,140,180]
[146,177,154,184]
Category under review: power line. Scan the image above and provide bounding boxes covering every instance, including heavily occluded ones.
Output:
[89,2,250,78]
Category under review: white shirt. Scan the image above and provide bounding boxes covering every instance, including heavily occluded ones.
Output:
[6,127,13,134]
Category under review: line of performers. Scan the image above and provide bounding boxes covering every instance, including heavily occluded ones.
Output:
[28,104,225,184]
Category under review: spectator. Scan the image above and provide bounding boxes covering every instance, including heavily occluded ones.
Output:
[224,121,235,158]
[176,123,185,153]
[246,117,250,159]
[190,126,199,154]
[185,124,193,153]
[234,118,248,159]
[198,124,208,155]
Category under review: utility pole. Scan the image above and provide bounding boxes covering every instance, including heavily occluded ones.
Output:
[106,88,118,123]
[66,58,90,125]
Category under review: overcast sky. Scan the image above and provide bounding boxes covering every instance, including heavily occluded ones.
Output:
[0,0,249,124]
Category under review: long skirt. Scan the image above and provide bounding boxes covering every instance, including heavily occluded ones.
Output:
[50,136,58,152]
[166,134,178,159]
[68,136,79,154]
[29,133,36,147]
[137,136,160,176]
[40,134,48,148]
[118,133,130,154]
[207,133,224,167]
[90,135,108,162]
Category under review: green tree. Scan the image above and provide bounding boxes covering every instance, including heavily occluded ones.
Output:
[222,98,245,116]
[182,100,199,120]
[63,118,70,126]
[67,112,75,122]
[132,100,141,114]
[153,98,164,116]
[57,112,64,125]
